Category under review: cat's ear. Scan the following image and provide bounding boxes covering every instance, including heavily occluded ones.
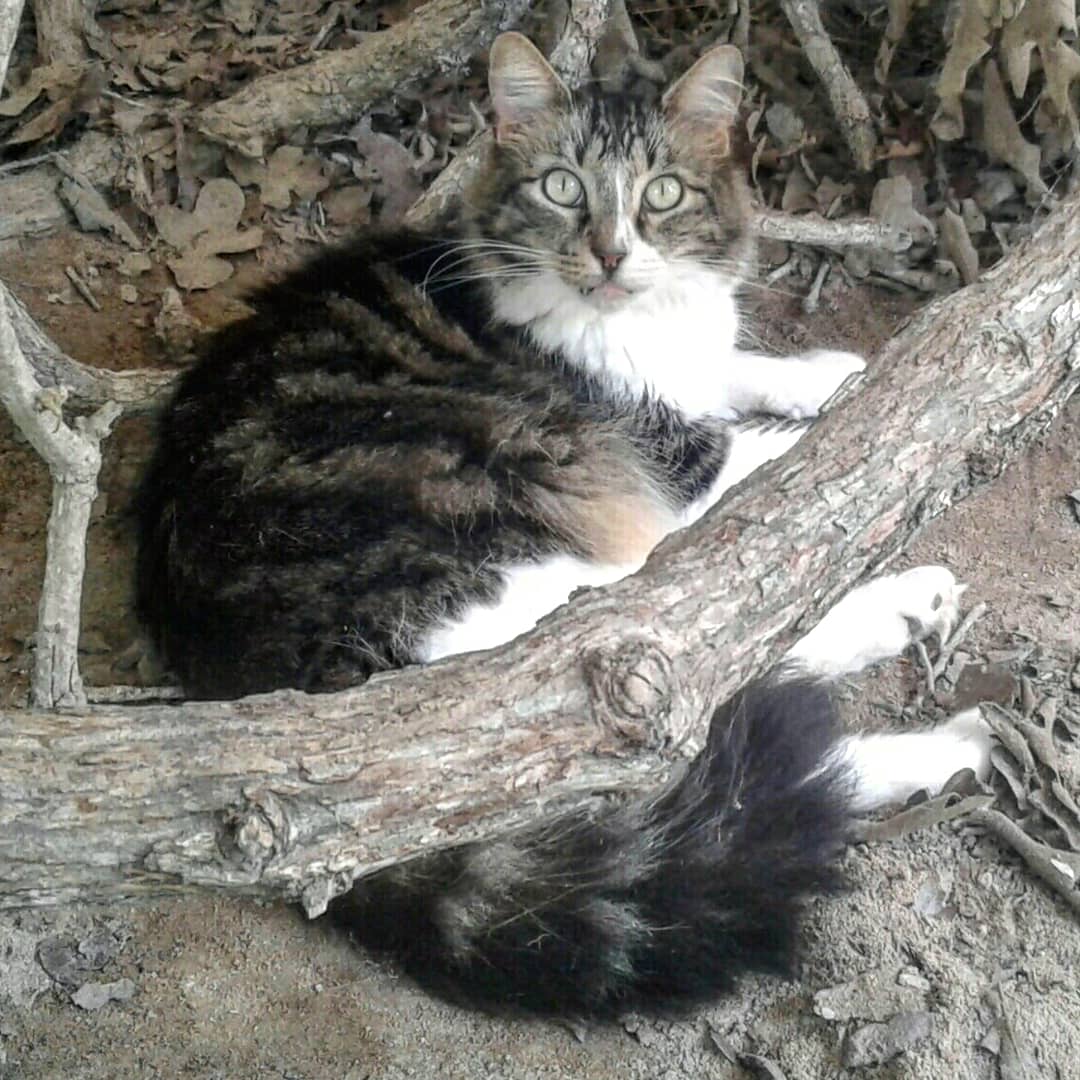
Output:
[662,45,744,156]
[489,32,571,143]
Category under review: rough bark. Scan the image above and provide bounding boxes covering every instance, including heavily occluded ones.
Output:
[195,0,532,158]
[1,187,1077,916]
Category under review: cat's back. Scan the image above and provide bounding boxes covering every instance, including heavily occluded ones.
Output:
[135,229,640,698]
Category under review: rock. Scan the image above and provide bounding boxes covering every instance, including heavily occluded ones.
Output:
[813,966,928,1022]
[842,1011,933,1067]
[71,978,137,1011]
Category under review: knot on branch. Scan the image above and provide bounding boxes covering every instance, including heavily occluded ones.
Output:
[222,789,294,870]
[584,636,689,752]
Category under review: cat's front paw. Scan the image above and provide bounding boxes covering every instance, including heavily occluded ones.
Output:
[764,350,866,419]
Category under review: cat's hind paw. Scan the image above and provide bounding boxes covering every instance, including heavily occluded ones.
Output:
[786,565,967,678]
[939,707,994,783]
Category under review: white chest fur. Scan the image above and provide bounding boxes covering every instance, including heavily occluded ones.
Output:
[493,270,743,420]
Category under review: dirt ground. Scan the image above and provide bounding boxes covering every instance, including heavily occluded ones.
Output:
[2,223,1079,1079]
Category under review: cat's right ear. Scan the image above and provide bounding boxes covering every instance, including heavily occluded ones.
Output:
[489,33,571,144]
[662,45,744,157]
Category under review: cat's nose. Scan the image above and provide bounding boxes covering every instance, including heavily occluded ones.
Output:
[591,245,627,272]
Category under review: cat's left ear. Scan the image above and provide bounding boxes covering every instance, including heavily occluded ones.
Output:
[662,45,744,156]
[489,32,571,144]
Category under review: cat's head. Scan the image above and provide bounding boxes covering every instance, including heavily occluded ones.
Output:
[459,32,753,312]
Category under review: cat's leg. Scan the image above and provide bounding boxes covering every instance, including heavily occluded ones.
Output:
[682,418,809,526]
[722,348,866,420]
[779,565,993,810]
[840,708,992,811]
[416,554,638,663]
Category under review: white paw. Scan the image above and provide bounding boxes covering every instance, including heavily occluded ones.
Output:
[939,707,994,782]
[787,565,966,678]
[891,565,965,646]
[766,351,866,419]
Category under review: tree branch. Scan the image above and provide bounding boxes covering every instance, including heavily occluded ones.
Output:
[0,286,120,707]
[0,0,26,91]
[2,185,1077,912]
[195,0,533,158]
[780,0,877,171]
[0,280,174,413]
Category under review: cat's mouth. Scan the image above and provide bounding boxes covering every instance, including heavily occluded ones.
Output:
[581,281,634,306]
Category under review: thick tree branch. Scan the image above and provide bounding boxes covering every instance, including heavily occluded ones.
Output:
[195,0,532,158]
[1,186,1077,914]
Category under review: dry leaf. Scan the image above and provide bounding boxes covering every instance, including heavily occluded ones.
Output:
[981,59,1047,195]
[0,63,81,117]
[931,0,993,141]
[155,179,263,290]
[349,118,423,225]
[222,0,259,34]
[227,145,330,210]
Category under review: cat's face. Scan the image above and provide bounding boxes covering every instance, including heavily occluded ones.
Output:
[464,34,753,309]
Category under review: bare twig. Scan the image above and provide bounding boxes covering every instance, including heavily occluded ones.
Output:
[780,0,877,171]
[64,264,101,310]
[969,807,1080,915]
[0,286,121,708]
[1,281,176,413]
[932,600,987,679]
[548,0,615,85]
[754,209,912,253]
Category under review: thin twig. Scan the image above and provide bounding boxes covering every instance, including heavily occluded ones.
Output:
[64,266,102,311]
[913,639,936,697]
[932,600,987,679]
[969,806,1080,915]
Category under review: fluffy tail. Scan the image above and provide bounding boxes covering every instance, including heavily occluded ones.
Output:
[326,673,854,1018]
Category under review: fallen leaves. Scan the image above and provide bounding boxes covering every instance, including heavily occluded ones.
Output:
[226,145,329,211]
[153,178,262,290]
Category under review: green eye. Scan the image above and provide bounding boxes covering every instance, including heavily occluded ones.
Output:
[643,175,684,212]
[542,168,584,208]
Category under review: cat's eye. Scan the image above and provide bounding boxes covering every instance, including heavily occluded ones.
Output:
[643,175,684,212]
[542,168,584,208]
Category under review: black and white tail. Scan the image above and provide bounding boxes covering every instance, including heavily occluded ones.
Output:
[327,672,853,1018]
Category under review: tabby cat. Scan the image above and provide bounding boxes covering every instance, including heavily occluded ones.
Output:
[136,33,991,1017]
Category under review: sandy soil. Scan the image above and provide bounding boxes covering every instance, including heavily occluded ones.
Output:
[1,226,1078,1080]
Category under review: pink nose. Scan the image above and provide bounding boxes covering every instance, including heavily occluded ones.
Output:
[592,247,626,271]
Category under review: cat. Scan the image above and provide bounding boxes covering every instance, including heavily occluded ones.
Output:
[136,33,992,1017]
